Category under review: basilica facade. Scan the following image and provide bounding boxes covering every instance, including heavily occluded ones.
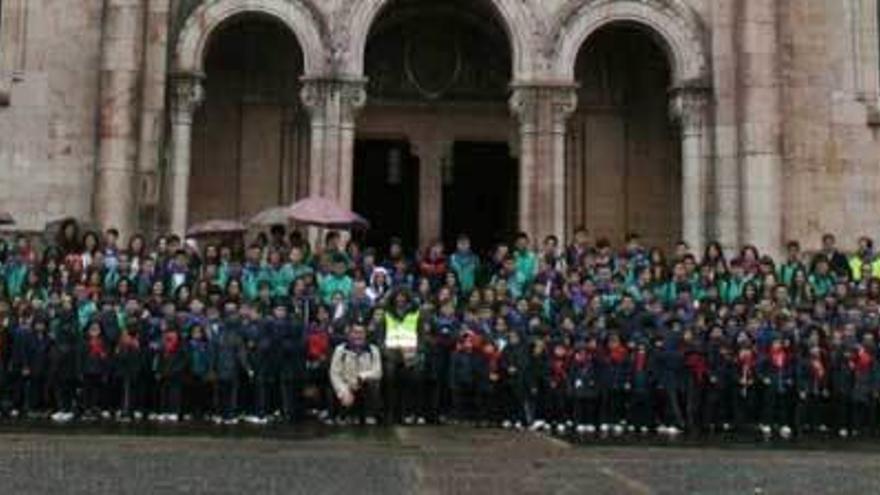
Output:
[1,0,879,255]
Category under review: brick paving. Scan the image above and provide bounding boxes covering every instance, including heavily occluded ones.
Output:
[0,427,878,494]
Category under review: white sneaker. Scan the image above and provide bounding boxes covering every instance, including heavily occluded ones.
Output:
[639,426,650,434]
[555,423,567,435]
[223,418,239,426]
[514,421,524,430]
[722,423,731,431]
[779,425,792,439]
[244,415,260,425]
[10,409,19,419]
[167,414,179,423]
[317,410,329,420]
[599,423,610,434]
[502,420,513,429]
[838,428,849,438]
[627,424,636,433]
[818,424,829,433]
[613,424,624,436]
[576,424,588,434]
[50,411,65,422]
[667,426,681,436]
[585,424,596,434]
[416,417,426,425]
[529,420,547,431]
[759,424,772,437]
[365,416,378,426]
[133,411,144,421]
[100,410,111,420]
[403,416,415,425]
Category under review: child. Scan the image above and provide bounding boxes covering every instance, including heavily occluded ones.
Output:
[186,325,212,420]
[305,306,333,421]
[499,330,530,428]
[154,326,187,422]
[49,301,82,423]
[82,321,110,419]
[277,304,305,423]
[23,316,51,415]
[849,341,878,436]
[115,326,143,420]
[796,344,830,434]
[628,338,653,433]
[212,317,253,423]
[758,336,795,438]
[569,338,602,434]
[734,342,757,433]
[546,341,570,433]
[601,333,629,435]
[449,331,481,423]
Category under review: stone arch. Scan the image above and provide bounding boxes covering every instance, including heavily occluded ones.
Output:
[550,0,709,85]
[339,0,542,78]
[174,0,330,75]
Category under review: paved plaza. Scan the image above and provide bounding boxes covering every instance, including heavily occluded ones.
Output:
[0,426,878,494]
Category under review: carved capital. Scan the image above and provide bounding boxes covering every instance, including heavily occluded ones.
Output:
[169,72,205,126]
[670,82,711,131]
[509,82,578,132]
[300,77,367,124]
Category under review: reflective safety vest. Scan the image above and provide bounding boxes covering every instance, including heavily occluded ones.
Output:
[384,311,419,351]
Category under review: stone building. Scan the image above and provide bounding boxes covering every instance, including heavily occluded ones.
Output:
[1,0,879,255]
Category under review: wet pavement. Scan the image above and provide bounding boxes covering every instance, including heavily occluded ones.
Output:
[0,423,878,494]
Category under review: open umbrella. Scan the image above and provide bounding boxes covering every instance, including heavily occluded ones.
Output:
[288,196,369,229]
[249,206,294,226]
[186,219,247,237]
[0,212,14,225]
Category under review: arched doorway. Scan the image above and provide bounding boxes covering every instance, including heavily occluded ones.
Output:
[566,24,681,249]
[189,14,310,223]
[355,0,516,254]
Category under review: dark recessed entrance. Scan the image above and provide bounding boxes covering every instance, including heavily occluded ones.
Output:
[442,141,518,255]
[353,139,420,253]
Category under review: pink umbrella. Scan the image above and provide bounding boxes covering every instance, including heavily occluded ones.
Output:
[288,196,369,229]
[186,219,247,237]
[249,206,293,226]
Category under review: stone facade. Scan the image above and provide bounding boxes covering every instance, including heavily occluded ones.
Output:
[0,0,879,255]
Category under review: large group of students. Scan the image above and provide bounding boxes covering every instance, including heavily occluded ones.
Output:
[3,218,880,440]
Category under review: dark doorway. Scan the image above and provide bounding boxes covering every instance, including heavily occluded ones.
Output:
[443,142,518,255]
[354,140,420,253]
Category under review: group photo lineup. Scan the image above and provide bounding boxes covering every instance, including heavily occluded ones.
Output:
[3,0,880,493]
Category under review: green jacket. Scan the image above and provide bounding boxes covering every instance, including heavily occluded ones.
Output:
[450,251,479,294]
[318,273,353,304]
[513,249,537,286]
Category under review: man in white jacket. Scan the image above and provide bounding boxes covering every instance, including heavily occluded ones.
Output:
[329,321,383,425]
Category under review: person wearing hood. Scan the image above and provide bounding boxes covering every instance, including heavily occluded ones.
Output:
[330,320,382,425]
[450,234,479,296]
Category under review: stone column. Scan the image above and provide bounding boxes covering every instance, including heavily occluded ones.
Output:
[300,77,367,207]
[168,72,204,237]
[94,0,145,237]
[135,0,171,232]
[410,138,450,248]
[671,83,712,257]
[739,0,783,257]
[509,82,578,243]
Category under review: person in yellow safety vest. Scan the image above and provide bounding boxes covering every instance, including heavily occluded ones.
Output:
[382,289,422,425]
[848,236,880,283]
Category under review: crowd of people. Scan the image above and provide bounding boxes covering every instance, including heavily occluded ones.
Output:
[2,218,880,441]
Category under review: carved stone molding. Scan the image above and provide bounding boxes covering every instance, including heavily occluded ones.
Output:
[169,72,205,125]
